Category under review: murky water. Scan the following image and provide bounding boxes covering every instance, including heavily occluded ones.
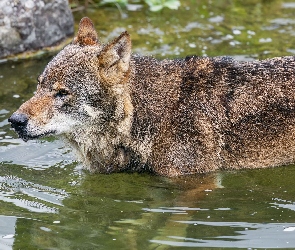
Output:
[1,0,295,249]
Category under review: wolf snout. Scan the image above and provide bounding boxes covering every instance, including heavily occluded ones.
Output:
[8,113,29,133]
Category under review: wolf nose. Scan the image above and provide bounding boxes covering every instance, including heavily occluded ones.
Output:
[8,113,28,129]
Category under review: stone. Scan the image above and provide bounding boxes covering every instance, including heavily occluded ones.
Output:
[0,0,74,58]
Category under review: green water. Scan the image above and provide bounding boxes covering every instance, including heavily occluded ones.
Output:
[1,0,295,249]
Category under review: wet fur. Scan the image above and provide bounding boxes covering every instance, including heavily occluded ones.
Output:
[9,17,295,176]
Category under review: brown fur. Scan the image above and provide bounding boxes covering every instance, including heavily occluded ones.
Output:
[8,17,295,176]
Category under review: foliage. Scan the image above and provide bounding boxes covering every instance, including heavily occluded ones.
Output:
[70,0,181,12]
[100,0,128,6]
[144,0,180,12]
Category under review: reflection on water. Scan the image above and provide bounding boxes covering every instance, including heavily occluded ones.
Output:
[151,221,295,248]
[2,0,295,249]
[0,139,73,169]
[0,174,67,212]
[0,216,16,250]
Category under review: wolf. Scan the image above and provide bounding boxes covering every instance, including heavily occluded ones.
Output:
[8,17,295,176]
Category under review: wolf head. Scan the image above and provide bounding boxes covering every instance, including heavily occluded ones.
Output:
[9,17,133,141]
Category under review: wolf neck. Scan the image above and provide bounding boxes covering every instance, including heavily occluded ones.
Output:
[63,80,136,173]
[125,56,184,163]
[63,112,136,174]
[64,55,188,173]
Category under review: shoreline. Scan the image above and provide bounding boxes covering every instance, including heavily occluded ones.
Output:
[0,37,73,64]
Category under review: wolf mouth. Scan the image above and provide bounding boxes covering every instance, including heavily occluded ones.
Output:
[8,112,57,142]
[22,131,56,142]
[13,129,56,142]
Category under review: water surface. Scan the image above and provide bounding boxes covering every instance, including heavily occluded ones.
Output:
[1,1,295,249]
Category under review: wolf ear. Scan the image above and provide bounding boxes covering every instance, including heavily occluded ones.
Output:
[98,31,131,85]
[73,17,99,46]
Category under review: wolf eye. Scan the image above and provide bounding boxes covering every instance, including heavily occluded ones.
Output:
[55,89,69,98]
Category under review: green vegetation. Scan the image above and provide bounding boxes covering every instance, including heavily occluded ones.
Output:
[69,0,181,12]
[144,0,180,11]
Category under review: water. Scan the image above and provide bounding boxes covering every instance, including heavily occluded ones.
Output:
[1,0,295,249]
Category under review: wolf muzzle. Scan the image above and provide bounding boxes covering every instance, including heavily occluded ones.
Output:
[8,113,29,141]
